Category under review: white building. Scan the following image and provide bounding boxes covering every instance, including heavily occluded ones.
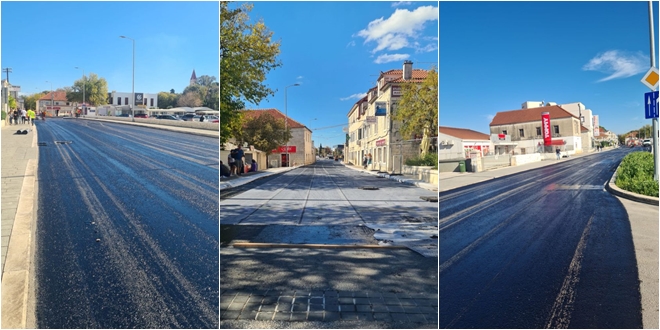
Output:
[106,91,158,114]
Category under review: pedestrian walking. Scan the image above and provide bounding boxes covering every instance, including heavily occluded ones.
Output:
[555,147,561,160]
[27,109,36,126]
[233,145,245,175]
[12,110,19,125]
[20,109,27,124]
[228,151,237,176]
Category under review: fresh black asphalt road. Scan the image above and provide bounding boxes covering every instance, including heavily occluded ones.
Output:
[440,148,643,328]
[33,119,219,328]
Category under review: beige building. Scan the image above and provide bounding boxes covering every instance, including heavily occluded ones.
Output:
[38,91,75,116]
[241,109,314,167]
[490,105,588,155]
[346,61,434,173]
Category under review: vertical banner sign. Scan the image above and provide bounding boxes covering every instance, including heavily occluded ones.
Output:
[593,115,600,137]
[541,112,551,145]
[135,93,144,105]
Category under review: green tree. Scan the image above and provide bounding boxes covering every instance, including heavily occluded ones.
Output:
[204,83,219,110]
[392,66,438,156]
[158,92,179,109]
[66,73,108,106]
[236,112,291,154]
[23,93,44,110]
[8,95,16,109]
[196,75,217,87]
[221,1,282,145]
[170,89,175,94]
[319,143,323,157]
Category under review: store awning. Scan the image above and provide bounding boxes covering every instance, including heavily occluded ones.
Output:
[547,139,566,146]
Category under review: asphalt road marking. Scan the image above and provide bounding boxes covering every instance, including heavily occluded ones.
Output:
[545,214,594,329]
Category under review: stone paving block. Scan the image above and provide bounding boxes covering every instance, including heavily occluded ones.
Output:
[310,291,324,297]
[227,302,244,311]
[235,291,251,296]
[256,312,273,321]
[221,311,240,320]
[238,311,257,320]
[403,306,422,314]
[340,304,355,312]
[309,304,323,311]
[338,297,353,304]
[372,304,389,313]
[220,302,231,311]
[369,297,386,305]
[220,293,236,301]
[424,313,438,324]
[399,298,417,306]
[324,311,340,322]
[373,312,393,321]
[252,290,269,295]
[292,303,307,312]
[356,305,372,312]
[338,291,353,297]
[357,312,374,321]
[355,298,370,305]
[325,304,339,312]
[387,305,405,313]
[279,296,294,304]
[414,298,435,306]
[384,298,401,305]
[290,312,307,321]
[341,312,358,320]
[407,313,426,323]
[380,292,398,299]
[262,296,278,304]
[232,295,249,303]
[325,297,339,305]
[418,306,436,314]
[324,291,338,297]
[272,312,290,321]
[307,311,324,321]
[390,313,409,322]
[354,291,369,298]
[276,303,292,312]
[260,304,277,312]
[243,302,261,311]
[309,297,323,304]
[248,296,263,304]
[266,290,281,296]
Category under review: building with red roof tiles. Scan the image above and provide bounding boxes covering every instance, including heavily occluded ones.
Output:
[240,108,314,167]
[439,126,492,162]
[346,61,436,173]
[38,91,74,116]
[489,104,589,156]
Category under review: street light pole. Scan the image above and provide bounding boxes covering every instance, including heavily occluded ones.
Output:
[45,80,53,116]
[120,36,135,122]
[284,83,300,167]
[75,67,85,116]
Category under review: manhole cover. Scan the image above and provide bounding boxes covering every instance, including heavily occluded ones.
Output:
[54,141,73,144]
[359,186,379,190]
[420,196,438,202]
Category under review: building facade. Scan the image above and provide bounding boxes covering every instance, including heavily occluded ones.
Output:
[106,91,158,114]
[346,61,434,173]
[490,105,587,155]
[438,126,492,160]
[38,91,75,116]
[241,109,314,167]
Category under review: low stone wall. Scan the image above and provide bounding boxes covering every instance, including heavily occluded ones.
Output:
[438,159,461,172]
[87,116,219,131]
[511,153,542,166]
[403,165,438,185]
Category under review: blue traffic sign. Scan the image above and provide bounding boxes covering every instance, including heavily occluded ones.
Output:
[645,91,659,119]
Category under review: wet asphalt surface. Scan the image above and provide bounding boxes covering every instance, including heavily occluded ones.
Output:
[439,148,643,328]
[220,160,438,328]
[33,119,218,328]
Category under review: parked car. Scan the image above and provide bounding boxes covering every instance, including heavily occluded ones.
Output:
[134,113,149,118]
[117,114,130,117]
[193,115,219,123]
[155,114,182,121]
[180,114,196,121]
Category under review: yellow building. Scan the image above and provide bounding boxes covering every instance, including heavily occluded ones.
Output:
[346,61,431,173]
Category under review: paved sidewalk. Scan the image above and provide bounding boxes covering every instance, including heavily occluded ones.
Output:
[79,116,218,138]
[221,162,438,192]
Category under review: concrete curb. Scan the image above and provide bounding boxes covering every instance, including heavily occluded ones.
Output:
[220,166,301,191]
[1,129,38,328]
[606,163,659,206]
[77,117,218,138]
[342,163,438,192]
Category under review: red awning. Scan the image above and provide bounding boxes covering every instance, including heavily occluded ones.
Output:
[547,139,566,146]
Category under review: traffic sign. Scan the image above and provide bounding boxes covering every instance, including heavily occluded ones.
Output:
[645,91,659,119]
[641,67,659,90]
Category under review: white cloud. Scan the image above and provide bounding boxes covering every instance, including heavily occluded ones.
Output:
[357,5,438,54]
[391,1,412,7]
[346,40,356,47]
[413,41,438,53]
[582,50,649,82]
[340,93,367,101]
[297,76,303,79]
[486,114,495,121]
[374,53,410,64]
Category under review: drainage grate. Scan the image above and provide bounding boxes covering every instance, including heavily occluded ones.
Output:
[37,142,47,146]
[420,196,438,202]
[403,216,436,223]
[54,141,73,144]
[359,186,379,190]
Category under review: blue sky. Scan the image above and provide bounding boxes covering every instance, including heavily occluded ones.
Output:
[1,1,218,97]
[241,1,439,148]
[440,1,660,136]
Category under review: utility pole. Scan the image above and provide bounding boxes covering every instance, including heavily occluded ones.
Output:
[648,1,659,180]
[3,68,11,83]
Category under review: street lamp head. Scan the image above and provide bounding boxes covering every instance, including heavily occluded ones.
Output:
[294,83,300,86]
[120,35,126,39]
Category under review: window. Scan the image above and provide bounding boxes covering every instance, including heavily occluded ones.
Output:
[536,127,541,136]
[553,125,559,135]
[502,130,508,135]
[358,129,362,140]
[519,129,524,137]
[118,97,121,105]
[125,97,129,105]
[150,98,154,107]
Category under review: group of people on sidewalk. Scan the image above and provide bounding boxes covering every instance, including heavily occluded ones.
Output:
[220,145,258,178]
[362,153,372,169]
[7,109,41,126]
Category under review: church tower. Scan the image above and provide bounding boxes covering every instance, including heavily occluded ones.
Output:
[190,69,197,86]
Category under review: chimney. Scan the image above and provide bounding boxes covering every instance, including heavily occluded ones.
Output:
[403,60,413,80]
